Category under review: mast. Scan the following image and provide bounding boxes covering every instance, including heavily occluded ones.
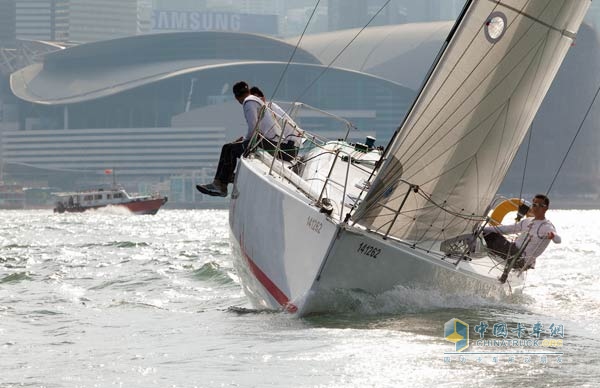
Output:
[377,0,475,165]
[351,0,590,243]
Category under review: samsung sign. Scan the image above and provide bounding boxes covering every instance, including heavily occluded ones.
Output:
[152,10,278,35]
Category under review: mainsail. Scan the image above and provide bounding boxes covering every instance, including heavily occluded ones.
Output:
[352,0,590,243]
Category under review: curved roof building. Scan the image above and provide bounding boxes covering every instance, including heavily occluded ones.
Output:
[11,31,321,105]
[5,30,415,204]
[294,21,452,90]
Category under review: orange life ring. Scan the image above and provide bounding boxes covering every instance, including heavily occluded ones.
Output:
[488,198,529,226]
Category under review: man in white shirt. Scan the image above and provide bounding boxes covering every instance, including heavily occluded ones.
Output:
[196,81,281,197]
[250,86,304,161]
[482,194,561,282]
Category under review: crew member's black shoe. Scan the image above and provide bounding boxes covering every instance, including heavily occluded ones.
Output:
[196,182,227,197]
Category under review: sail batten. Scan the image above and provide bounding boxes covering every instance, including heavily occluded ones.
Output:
[352,0,590,242]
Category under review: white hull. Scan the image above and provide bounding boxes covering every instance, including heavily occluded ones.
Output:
[229,156,519,316]
[303,227,513,314]
[229,157,338,313]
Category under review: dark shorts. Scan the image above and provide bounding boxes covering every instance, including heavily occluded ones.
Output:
[483,231,531,270]
[483,231,520,258]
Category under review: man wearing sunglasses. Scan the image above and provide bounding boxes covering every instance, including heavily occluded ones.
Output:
[482,194,561,278]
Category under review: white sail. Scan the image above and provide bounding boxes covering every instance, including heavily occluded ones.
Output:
[352,0,590,242]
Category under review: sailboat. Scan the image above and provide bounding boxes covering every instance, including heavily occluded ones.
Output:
[228,0,590,315]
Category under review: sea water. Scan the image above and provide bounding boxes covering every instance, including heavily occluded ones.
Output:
[1,209,599,387]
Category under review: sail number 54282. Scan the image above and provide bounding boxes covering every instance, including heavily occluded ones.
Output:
[358,242,381,259]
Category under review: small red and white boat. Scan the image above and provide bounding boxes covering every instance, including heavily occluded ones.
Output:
[53,187,167,215]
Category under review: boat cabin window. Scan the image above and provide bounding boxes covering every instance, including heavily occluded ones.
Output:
[113,193,123,199]
[107,194,112,199]
[83,195,93,201]
[94,194,102,200]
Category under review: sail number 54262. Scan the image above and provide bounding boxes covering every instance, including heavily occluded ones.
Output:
[358,242,381,259]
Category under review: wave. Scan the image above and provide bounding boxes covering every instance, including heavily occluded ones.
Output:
[0,272,32,284]
[108,300,170,310]
[1,244,31,249]
[79,241,151,248]
[191,261,236,285]
[88,275,162,290]
[301,285,533,317]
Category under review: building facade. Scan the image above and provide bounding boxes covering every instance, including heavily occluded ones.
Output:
[0,0,16,46]
[327,0,465,32]
[15,0,69,41]
[69,0,145,42]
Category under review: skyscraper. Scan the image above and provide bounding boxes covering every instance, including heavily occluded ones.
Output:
[328,0,368,31]
[327,0,465,32]
[69,0,144,42]
[0,1,16,47]
[15,0,69,41]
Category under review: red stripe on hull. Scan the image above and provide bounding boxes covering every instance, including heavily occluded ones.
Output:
[240,249,298,313]
[122,198,167,214]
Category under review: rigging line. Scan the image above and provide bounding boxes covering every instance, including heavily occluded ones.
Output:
[493,0,568,35]
[424,156,482,232]
[270,0,321,103]
[391,0,534,163]
[292,0,393,103]
[401,103,507,182]
[467,28,565,198]
[348,0,477,223]
[363,180,486,223]
[546,81,600,195]
[375,0,475,164]
[514,6,565,203]
[519,120,534,202]
[400,4,552,171]
[487,26,553,204]
[399,34,547,176]
[394,105,510,192]
[478,102,511,199]
[415,190,486,222]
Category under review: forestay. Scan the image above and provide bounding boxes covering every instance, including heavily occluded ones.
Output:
[352,0,590,243]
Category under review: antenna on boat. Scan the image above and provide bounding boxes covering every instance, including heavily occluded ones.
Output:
[104,168,116,188]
